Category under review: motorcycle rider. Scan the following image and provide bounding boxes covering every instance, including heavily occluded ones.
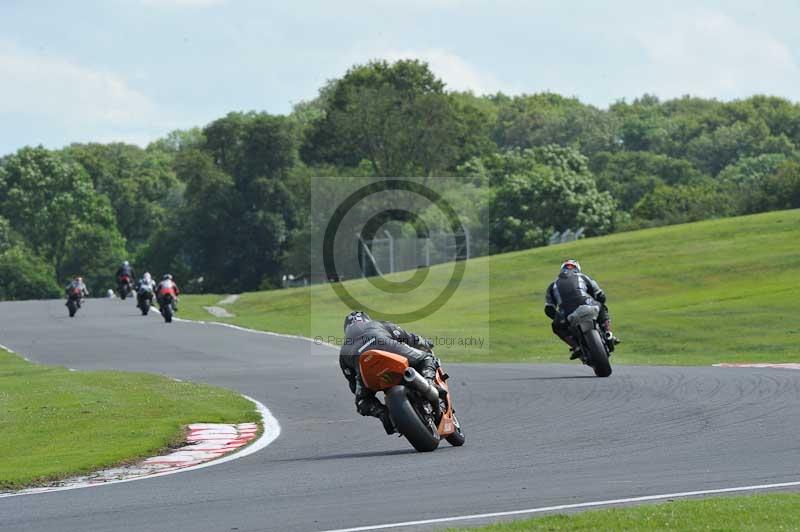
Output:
[339,310,438,435]
[544,260,620,359]
[156,274,180,311]
[136,272,157,306]
[115,261,135,292]
[65,276,89,306]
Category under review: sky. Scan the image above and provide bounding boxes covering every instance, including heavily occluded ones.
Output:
[1,0,799,155]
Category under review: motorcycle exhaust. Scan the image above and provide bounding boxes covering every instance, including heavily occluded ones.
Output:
[403,367,440,403]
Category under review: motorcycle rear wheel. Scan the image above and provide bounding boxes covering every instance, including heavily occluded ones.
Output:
[585,329,612,377]
[385,386,440,452]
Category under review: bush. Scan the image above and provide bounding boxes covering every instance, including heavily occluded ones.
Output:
[0,247,61,300]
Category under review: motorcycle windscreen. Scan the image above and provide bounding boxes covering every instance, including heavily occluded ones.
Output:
[359,350,409,391]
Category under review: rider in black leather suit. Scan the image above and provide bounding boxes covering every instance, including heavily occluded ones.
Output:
[339,311,437,434]
[544,260,619,359]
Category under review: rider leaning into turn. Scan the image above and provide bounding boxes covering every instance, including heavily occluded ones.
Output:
[339,311,438,435]
[544,259,620,359]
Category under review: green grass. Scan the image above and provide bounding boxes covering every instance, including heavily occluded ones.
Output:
[183,209,800,365]
[0,348,258,490]
[446,493,800,531]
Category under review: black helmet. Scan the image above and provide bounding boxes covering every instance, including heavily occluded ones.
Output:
[343,310,371,332]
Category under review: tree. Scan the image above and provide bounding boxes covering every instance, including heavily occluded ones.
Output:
[64,143,181,251]
[632,183,735,225]
[481,147,616,253]
[495,93,619,157]
[740,160,800,213]
[0,147,125,283]
[592,151,706,211]
[0,246,61,300]
[301,59,463,176]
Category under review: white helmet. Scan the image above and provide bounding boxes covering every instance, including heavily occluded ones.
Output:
[143,272,152,282]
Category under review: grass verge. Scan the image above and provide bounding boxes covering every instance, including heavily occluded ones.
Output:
[182,209,800,366]
[0,347,258,490]
[446,493,800,531]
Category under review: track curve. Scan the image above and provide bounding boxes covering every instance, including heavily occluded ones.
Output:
[0,299,798,532]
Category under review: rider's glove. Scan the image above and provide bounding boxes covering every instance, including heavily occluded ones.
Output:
[544,304,557,319]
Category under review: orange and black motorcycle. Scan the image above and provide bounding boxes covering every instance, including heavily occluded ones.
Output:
[359,349,465,452]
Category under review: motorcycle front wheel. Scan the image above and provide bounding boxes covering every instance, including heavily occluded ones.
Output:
[161,303,173,323]
[445,412,466,446]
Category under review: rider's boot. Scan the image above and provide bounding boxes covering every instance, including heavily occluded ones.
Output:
[379,411,396,435]
[357,396,396,435]
[569,345,582,360]
[564,335,581,359]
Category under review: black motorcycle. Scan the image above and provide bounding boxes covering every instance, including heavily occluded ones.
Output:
[568,304,613,377]
[159,294,175,323]
[66,289,83,318]
[136,286,154,316]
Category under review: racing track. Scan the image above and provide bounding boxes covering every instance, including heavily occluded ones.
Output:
[0,299,798,532]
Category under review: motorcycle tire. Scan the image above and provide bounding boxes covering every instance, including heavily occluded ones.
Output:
[67,300,77,317]
[585,328,612,377]
[445,412,466,447]
[162,304,173,323]
[140,303,149,316]
[385,386,440,452]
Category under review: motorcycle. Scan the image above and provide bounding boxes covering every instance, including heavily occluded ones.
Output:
[136,286,154,316]
[568,304,613,377]
[359,349,465,452]
[118,275,133,300]
[159,293,175,323]
[66,289,83,318]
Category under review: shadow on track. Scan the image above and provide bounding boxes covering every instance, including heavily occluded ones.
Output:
[497,375,597,381]
[278,447,456,462]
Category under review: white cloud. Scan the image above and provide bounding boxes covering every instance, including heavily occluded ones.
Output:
[348,48,516,95]
[632,8,800,99]
[0,42,164,150]
[0,43,156,126]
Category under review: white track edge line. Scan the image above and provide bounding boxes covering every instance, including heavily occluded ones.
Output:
[172,315,339,349]
[316,480,800,532]
[0,380,280,499]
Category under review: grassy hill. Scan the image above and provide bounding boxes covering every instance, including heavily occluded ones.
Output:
[182,209,800,365]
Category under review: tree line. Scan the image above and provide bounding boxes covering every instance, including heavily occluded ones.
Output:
[1,59,799,299]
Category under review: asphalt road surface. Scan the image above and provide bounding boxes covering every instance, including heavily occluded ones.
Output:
[1,299,798,532]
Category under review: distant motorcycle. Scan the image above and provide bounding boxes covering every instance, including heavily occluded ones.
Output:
[66,289,83,318]
[359,349,465,452]
[159,294,175,323]
[117,275,133,300]
[568,304,613,377]
[136,285,154,316]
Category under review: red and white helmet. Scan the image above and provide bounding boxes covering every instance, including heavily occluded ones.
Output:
[560,259,581,274]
